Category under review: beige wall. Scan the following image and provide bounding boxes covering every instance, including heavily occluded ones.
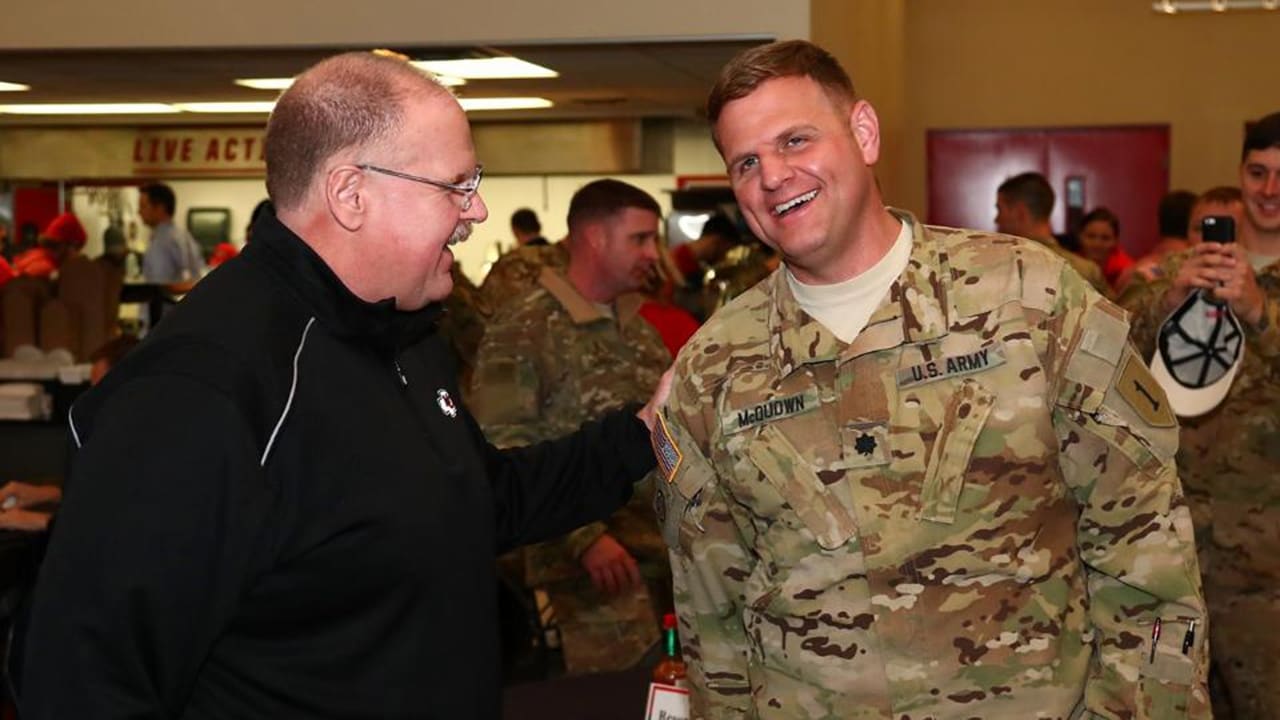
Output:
[812,0,908,208]
[0,0,806,49]
[898,0,1280,219]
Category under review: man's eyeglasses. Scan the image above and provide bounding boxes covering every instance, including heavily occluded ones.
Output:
[357,164,483,211]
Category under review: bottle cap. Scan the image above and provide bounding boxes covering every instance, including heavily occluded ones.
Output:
[663,613,677,630]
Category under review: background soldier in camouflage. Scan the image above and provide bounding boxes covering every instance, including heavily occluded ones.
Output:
[995,171,1112,298]
[655,40,1209,719]
[437,263,491,394]
[1119,112,1280,719]
[478,236,569,314]
[471,179,673,675]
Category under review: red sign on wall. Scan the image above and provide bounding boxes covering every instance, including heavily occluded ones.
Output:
[131,128,266,177]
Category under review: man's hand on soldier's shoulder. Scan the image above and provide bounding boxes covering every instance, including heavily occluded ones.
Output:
[636,366,675,431]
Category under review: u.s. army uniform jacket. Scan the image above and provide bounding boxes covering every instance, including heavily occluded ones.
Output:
[654,211,1209,719]
[472,268,672,581]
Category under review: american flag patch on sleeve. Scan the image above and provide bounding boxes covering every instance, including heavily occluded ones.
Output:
[650,412,683,484]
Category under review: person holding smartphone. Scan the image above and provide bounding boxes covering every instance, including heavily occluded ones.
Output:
[1120,110,1280,719]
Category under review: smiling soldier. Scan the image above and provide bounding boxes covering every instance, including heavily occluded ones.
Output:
[653,40,1210,719]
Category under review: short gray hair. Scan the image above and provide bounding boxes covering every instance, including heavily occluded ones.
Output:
[265,52,449,210]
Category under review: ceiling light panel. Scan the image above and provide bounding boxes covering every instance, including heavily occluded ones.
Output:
[457,97,553,111]
[413,57,557,79]
[234,78,294,90]
[173,102,277,113]
[0,82,31,92]
[0,103,180,115]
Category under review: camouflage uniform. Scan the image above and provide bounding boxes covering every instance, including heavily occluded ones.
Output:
[654,210,1209,719]
[1031,235,1112,299]
[478,242,569,315]
[1120,249,1280,719]
[438,263,491,393]
[471,267,672,675]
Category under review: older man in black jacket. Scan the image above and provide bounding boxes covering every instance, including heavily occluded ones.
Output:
[14,52,667,719]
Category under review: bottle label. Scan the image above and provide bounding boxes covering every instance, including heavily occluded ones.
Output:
[644,682,690,720]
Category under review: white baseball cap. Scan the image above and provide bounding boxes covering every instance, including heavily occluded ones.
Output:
[1148,290,1244,418]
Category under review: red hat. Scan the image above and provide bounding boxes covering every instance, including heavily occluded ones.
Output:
[40,212,87,248]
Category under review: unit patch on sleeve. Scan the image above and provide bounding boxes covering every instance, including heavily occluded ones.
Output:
[722,389,820,435]
[1117,353,1178,428]
[651,412,684,483]
[897,345,1007,389]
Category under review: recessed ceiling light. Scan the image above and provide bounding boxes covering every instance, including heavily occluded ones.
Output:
[457,97,553,112]
[413,57,558,80]
[173,101,277,113]
[0,82,31,92]
[0,103,180,115]
[234,78,294,91]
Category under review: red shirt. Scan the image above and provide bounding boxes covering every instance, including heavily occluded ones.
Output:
[208,242,239,268]
[638,300,700,357]
[1103,248,1135,289]
[671,244,700,279]
[13,247,58,278]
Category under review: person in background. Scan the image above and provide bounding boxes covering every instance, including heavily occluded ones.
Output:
[671,213,740,288]
[1124,187,1246,291]
[1120,111,1280,720]
[12,213,86,280]
[14,51,668,719]
[471,179,671,677]
[479,229,569,314]
[0,223,14,290]
[668,213,740,322]
[0,482,61,533]
[439,263,491,393]
[995,171,1111,296]
[1157,189,1199,252]
[1186,186,1247,247]
[138,182,205,284]
[1120,189,1200,289]
[86,334,140,387]
[638,259,701,357]
[659,39,1209,718]
[510,207,548,247]
[1076,206,1133,289]
[0,335,137,533]
[208,198,276,270]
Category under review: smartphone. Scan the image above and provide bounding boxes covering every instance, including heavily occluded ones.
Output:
[1202,215,1235,244]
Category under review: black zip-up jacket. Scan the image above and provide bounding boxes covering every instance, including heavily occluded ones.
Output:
[14,211,656,718]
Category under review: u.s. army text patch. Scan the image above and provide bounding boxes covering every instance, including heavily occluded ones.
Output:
[897,345,1006,389]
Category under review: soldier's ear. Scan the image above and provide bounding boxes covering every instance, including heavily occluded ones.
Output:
[849,99,881,167]
[326,165,367,232]
[582,220,607,251]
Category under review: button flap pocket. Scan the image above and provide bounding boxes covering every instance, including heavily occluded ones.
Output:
[654,480,698,550]
[746,425,858,550]
[919,378,995,525]
[1059,302,1130,414]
